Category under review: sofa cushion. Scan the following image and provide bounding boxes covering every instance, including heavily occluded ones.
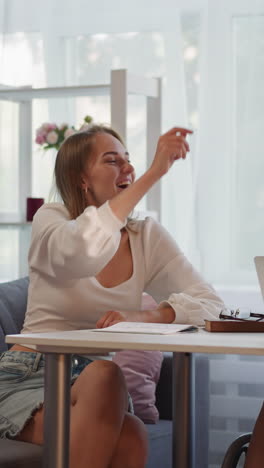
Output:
[112,295,163,424]
[0,439,42,468]
[145,420,172,468]
[0,277,29,352]
[113,350,163,424]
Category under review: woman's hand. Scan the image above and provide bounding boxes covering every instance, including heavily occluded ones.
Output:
[96,310,142,328]
[150,127,193,177]
[109,126,193,223]
[96,306,175,328]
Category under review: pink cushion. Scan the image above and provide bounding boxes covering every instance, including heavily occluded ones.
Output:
[113,294,163,423]
[112,349,163,424]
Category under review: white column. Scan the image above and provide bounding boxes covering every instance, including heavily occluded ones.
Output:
[19,99,32,220]
[110,69,127,143]
[146,78,162,219]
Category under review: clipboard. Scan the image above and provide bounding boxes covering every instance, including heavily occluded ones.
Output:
[204,320,264,333]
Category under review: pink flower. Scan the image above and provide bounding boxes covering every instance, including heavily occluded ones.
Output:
[42,123,57,132]
[36,126,46,135]
[35,132,46,144]
[64,128,76,139]
[40,123,50,131]
[46,130,58,145]
[48,124,57,131]
[35,117,93,150]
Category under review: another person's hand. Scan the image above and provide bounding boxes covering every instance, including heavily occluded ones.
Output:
[150,127,193,177]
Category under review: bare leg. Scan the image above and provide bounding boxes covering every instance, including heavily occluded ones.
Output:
[16,360,147,468]
[244,403,264,468]
[110,413,148,468]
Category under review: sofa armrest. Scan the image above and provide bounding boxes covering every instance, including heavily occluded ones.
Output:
[0,277,29,352]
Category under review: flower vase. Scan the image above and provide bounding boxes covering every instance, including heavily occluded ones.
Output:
[26,197,44,221]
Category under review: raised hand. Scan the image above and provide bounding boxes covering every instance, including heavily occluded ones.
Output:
[108,126,193,223]
[150,127,193,177]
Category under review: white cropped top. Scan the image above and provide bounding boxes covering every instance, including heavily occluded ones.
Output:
[22,201,223,333]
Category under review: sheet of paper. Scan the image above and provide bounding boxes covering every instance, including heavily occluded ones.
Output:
[91,322,198,335]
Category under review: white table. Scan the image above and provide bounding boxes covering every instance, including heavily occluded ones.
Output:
[6,329,264,468]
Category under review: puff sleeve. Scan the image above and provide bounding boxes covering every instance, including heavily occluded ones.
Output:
[29,201,126,280]
[142,218,224,326]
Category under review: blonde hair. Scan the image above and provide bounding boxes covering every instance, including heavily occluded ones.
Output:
[54,124,124,219]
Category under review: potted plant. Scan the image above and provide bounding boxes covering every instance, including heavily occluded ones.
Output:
[26,116,93,221]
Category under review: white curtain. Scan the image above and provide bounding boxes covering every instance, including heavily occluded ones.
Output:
[195,0,264,286]
[160,23,196,258]
[2,2,264,467]
[1,0,264,282]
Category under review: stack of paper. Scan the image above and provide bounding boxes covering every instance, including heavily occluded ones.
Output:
[91,322,198,335]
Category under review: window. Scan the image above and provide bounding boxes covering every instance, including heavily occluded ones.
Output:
[233,16,264,271]
[1,1,264,288]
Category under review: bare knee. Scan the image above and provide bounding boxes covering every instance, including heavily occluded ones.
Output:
[71,360,128,416]
[89,359,126,386]
[72,360,126,394]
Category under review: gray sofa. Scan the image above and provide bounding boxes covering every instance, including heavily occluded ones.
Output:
[0,277,209,468]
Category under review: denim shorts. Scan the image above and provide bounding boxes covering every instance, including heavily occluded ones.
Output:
[0,351,94,439]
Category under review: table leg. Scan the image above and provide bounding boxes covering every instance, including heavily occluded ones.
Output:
[172,352,195,468]
[43,353,72,468]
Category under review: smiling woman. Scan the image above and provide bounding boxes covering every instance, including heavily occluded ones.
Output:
[0,122,224,468]
[0,3,263,466]
[81,132,135,208]
[53,125,129,219]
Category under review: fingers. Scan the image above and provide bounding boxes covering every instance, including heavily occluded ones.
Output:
[172,150,183,161]
[159,130,191,153]
[166,127,193,137]
[160,135,189,160]
[150,126,193,178]
[96,311,122,329]
[169,134,190,153]
[96,311,112,328]
[105,320,120,327]
[168,130,191,158]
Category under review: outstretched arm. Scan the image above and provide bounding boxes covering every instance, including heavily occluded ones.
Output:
[109,127,192,222]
